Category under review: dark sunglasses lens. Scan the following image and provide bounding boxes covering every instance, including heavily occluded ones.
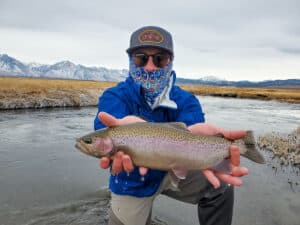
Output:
[153,54,170,68]
[133,53,148,67]
[133,53,170,68]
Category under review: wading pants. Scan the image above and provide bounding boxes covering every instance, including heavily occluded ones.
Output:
[108,171,234,225]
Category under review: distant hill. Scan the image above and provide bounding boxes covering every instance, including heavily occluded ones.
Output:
[1,53,299,87]
[0,54,127,82]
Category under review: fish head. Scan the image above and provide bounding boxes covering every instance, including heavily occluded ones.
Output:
[75,129,114,159]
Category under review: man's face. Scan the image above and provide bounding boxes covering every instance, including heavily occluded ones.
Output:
[131,47,171,71]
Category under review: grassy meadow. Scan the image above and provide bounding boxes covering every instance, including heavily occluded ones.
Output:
[0,76,115,93]
[0,76,299,109]
[181,84,300,104]
[0,77,115,109]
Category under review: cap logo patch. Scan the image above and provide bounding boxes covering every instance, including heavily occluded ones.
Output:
[138,30,164,44]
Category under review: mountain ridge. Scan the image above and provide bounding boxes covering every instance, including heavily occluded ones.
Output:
[0,54,299,87]
[0,54,128,82]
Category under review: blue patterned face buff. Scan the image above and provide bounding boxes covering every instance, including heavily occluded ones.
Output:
[129,56,173,108]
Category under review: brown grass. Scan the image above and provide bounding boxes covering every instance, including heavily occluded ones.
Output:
[0,76,115,94]
[181,84,300,104]
[0,77,116,109]
[0,77,299,108]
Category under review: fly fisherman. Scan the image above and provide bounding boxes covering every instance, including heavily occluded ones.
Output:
[94,26,249,225]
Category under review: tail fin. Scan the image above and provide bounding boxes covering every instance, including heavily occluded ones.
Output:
[235,131,266,164]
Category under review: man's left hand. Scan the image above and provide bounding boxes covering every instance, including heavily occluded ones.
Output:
[188,123,249,188]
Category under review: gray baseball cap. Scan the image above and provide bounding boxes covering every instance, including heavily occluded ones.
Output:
[126,26,174,57]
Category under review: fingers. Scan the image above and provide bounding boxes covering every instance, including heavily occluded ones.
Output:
[215,146,248,184]
[98,112,146,127]
[120,116,146,124]
[229,146,240,166]
[223,130,246,140]
[202,169,221,189]
[123,155,134,173]
[203,167,248,188]
[99,157,110,169]
[203,145,249,188]
[98,112,119,127]
[139,167,148,176]
[215,172,243,186]
[111,151,124,174]
[109,151,134,174]
[229,146,249,176]
[188,123,247,142]
[188,123,221,136]
[231,166,249,177]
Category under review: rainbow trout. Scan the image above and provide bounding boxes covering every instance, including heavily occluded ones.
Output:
[75,122,265,173]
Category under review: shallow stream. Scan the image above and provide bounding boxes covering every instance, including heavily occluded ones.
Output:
[0,96,299,225]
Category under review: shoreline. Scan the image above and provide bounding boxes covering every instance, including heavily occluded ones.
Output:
[181,84,300,104]
[258,128,300,169]
[0,77,299,110]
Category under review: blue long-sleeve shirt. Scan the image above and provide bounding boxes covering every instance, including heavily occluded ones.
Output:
[94,74,205,197]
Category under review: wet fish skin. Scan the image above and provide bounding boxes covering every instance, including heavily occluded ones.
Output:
[75,122,265,171]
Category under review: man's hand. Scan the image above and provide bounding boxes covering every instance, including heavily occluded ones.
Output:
[98,112,148,175]
[188,123,249,188]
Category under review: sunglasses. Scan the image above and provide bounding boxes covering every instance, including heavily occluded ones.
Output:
[132,52,171,68]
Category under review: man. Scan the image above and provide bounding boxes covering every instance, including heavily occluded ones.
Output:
[94,26,248,225]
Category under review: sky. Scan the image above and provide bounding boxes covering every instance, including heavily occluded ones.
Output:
[0,0,300,81]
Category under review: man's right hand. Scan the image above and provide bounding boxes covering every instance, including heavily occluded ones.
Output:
[98,112,148,176]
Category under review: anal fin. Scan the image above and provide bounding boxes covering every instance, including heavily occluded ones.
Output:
[211,159,231,174]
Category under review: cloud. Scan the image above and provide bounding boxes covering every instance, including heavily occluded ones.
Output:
[278,48,300,55]
[0,0,299,81]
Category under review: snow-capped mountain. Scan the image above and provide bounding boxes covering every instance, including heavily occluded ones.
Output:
[1,54,299,87]
[0,54,30,76]
[200,75,223,82]
[0,54,128,82]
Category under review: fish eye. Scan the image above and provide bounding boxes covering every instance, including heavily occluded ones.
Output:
[82,136,92,144]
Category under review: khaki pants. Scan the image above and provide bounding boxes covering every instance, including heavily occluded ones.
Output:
[108,171,233,225]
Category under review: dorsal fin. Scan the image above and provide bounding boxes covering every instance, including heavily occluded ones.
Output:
[163,122,188,130]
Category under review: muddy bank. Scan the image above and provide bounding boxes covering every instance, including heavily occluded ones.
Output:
[0,89,102,109]
[258,128,300,168]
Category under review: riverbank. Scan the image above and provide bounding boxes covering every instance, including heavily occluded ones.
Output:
[0,77,299,109]
[181,84,300,104]
[0,77,113,109]
[258,128,300,168]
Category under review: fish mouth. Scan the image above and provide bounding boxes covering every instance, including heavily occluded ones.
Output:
[75,140,91,155]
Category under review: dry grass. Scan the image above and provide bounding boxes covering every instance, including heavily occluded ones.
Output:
[0,77,299,109]
[181,84,300,104]
[0,76,115,94]
[0,77,116,109]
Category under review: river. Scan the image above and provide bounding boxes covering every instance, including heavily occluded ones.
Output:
[0,96,299,225]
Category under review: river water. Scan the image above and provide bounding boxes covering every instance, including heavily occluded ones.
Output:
[0,96,299,225]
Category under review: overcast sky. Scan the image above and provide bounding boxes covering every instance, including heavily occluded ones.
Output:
[0,0,299,81]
